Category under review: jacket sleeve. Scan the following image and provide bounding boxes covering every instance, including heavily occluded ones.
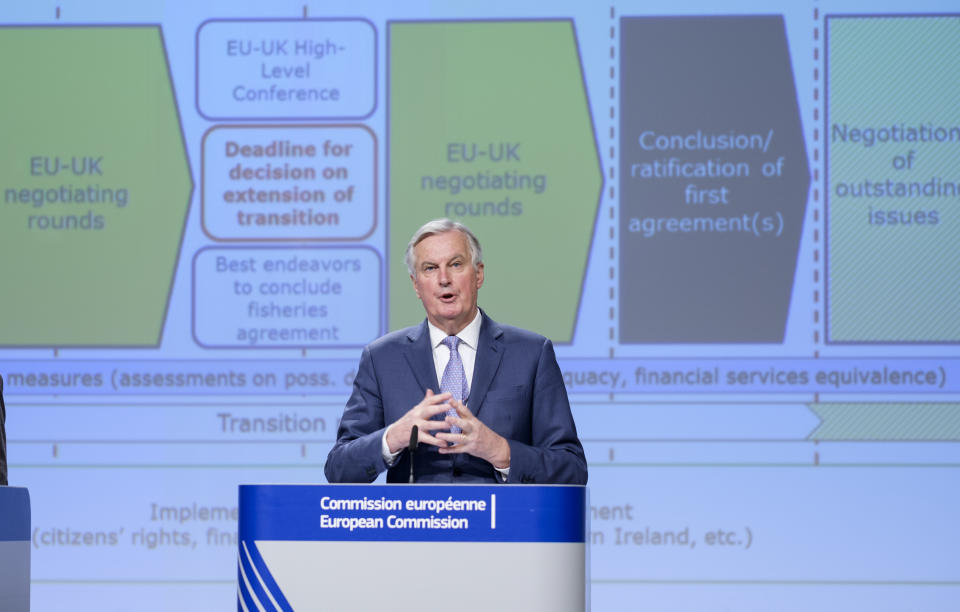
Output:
[504,339,587,485]
[324,346,390,483]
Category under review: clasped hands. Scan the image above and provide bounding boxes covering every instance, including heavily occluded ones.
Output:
[385,389,510,469]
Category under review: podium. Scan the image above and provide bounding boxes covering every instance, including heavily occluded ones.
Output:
[237,484,588,612]
[0,487,31,612]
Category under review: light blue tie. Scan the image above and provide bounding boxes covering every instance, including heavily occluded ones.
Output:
[440,335,467,434]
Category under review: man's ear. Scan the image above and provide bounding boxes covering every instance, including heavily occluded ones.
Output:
[476,262,484,289]
[411,274,421,300]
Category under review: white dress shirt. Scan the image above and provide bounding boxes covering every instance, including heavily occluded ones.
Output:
[426,308,482,396]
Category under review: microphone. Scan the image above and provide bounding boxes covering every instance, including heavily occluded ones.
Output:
[407,425,418,484]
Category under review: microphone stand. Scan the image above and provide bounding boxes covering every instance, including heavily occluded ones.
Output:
[407,425,418,484]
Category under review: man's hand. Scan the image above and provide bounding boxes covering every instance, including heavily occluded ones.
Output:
[436,400,511,469]
[384,389,456,453]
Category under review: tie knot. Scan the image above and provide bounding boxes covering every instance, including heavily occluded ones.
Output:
[441,335,460,351]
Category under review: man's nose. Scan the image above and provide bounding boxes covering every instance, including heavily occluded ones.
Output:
[437,266,450,284]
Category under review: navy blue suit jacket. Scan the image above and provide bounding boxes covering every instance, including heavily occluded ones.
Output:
[324,312,587,484]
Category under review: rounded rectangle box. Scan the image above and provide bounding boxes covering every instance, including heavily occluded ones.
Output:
[201,124,376,241]
[192,246,382,348]
[195,18,376,120]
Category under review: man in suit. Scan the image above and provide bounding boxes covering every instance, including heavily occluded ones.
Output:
[325,219,587,484]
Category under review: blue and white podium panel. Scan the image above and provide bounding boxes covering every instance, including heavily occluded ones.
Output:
[238,484,588,612]
[0,487,31,612]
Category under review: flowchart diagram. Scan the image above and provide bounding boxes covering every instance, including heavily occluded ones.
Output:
[0,3,957,612]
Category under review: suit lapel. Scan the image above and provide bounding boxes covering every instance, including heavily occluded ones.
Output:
[468,312,504,419]
[404,321,440,392]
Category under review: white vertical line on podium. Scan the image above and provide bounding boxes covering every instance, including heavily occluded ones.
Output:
[242,541,279,612]
[491,494,496,529]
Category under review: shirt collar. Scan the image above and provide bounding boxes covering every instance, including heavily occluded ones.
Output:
[427,309,482,350]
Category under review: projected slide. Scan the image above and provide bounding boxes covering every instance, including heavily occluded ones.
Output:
[0,2,958,612]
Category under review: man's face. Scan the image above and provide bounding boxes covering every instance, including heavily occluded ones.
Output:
[411,230,484,335]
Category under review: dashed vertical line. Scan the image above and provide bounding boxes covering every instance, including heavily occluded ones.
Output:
[812,5,823,467]
[56,6,61,19]
[303,5,308,18]
[608,6,617,371]
[812,5,822,358]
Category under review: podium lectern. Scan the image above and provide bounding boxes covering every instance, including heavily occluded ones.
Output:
[0,487,30,612]
[237,484,588,612]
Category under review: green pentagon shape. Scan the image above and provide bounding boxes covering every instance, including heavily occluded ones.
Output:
[0,27,192,346]
[388,21,602,342]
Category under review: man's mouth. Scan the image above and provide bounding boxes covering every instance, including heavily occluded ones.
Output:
[439,292,456,303]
